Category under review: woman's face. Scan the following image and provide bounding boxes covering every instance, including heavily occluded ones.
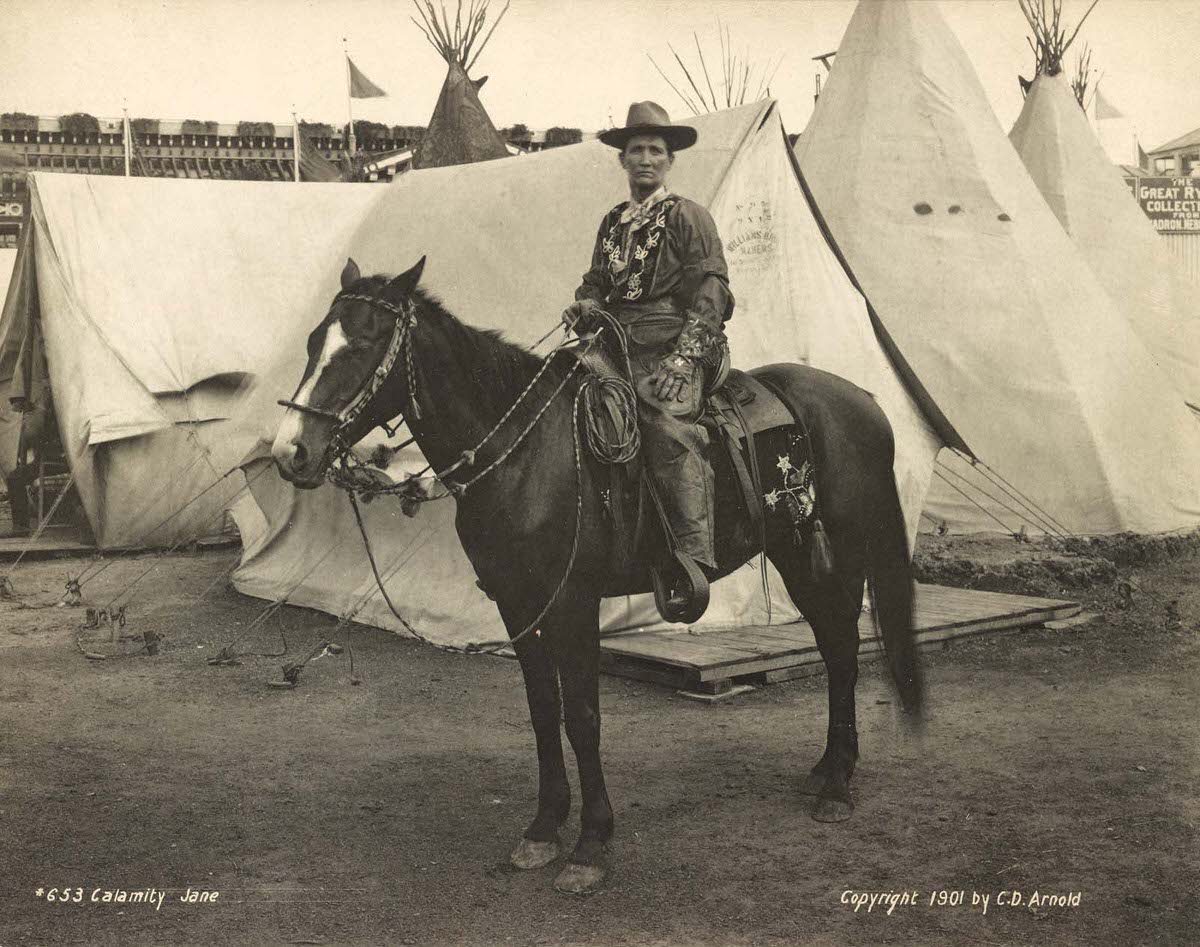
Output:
[621,134,673,196]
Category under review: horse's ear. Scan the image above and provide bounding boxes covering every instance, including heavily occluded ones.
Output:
[387,256,426,295]
[341,257,361,289]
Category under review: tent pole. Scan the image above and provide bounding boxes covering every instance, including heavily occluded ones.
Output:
[292,110,301,183]
[122,107,131,177]
[344,39,356,157]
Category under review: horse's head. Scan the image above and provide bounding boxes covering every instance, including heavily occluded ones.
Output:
[272,256,425,487]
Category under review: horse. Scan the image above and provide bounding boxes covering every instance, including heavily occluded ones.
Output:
[271,256,924,895]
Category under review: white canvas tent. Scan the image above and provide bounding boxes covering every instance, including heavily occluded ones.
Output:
[0,247,16,472]
[0,249,14,309]
[796,0,1200,536]
[0,174,382,547]
[1009,73,1200,415]
[226,100,946,648]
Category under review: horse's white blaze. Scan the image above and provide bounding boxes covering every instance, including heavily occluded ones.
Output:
[272,320,350,460]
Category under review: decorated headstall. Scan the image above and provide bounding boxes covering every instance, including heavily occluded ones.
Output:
[277,290,421,461]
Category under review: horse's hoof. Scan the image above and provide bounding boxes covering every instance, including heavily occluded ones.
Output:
[553,860,607,895]
[812,796,854,823]
[510,837,561,870]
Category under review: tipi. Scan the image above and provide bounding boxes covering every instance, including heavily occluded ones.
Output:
[796,0,1200,536]
[410,0,511,170]
[1010,74,1200,415]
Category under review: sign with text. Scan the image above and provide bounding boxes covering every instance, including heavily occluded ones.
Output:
[1135,177,1200,232]
[0,201,25,218]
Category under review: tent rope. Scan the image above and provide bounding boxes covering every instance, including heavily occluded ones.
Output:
[954,451,1076,539]
[206,533,355,667]
[89,463,271,613]
[75,456,249,588]
[931,468,1018,535]
[1,468,77,582]
[934,458,1063,539]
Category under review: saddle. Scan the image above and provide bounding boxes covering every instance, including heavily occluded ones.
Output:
[575,344,795,620]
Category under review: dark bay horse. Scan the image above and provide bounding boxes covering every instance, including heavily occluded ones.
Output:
[272,257,923,895]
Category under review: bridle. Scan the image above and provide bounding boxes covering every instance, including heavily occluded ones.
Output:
[277,291,421,461]
[275,284,609,655]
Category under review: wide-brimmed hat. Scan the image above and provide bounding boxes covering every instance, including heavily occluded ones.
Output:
[598,101,697,152]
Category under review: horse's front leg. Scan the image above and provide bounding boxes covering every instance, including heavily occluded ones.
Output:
[503,604,571,870]
[545,594,613,895]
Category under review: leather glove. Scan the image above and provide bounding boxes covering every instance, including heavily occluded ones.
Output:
[649,352,698,403]
[561,298,607,334]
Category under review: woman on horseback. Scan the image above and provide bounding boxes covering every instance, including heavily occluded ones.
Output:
[562,101,734,617]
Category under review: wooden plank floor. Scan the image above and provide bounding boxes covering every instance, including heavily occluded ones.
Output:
[0,529,95,558]
[600,583,1081,692]
[0,531,238,560]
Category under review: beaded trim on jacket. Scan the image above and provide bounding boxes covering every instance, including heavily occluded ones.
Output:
[599,194,680,303]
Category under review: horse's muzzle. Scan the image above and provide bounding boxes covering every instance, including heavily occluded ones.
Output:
[272,440,325,489]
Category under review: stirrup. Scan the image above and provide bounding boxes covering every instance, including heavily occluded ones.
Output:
[651,550,710,625]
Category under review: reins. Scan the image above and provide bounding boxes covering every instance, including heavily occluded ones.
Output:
[284,287,604,654]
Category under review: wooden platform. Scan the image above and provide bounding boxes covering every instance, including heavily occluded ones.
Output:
[0,530,238,561]
[0,528,96,559]
[600,583,1081,695]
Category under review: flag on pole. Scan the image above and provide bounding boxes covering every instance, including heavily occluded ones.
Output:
[347,56,387,98]
[1094,87,1124,121]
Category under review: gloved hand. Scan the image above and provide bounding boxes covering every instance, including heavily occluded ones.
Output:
[649,352,699,403]
[561,298,607,334]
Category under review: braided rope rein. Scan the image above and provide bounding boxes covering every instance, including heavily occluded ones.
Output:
[305,293,610,654]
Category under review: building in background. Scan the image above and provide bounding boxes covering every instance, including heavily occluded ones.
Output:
[0,111,593,242]
[1146,126,1200,177]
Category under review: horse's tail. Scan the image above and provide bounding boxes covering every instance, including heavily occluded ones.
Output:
[870,475,924,718]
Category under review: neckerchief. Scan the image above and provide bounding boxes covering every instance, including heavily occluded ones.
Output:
[618,186,670,228]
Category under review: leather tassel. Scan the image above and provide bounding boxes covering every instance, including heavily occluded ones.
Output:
[808,518,836,579]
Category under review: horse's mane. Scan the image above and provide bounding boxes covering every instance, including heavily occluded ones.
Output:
[413,287,558,402]
[350,277,569,421]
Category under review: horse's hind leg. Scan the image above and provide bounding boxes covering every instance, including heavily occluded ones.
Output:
[768,542,865,823]
[508,628,571,870]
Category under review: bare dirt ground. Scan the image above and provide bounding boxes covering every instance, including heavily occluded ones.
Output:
[0,534,1197,947]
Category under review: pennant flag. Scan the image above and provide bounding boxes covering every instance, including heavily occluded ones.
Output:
[348,56,387,98]
[1094,87,1124,121]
